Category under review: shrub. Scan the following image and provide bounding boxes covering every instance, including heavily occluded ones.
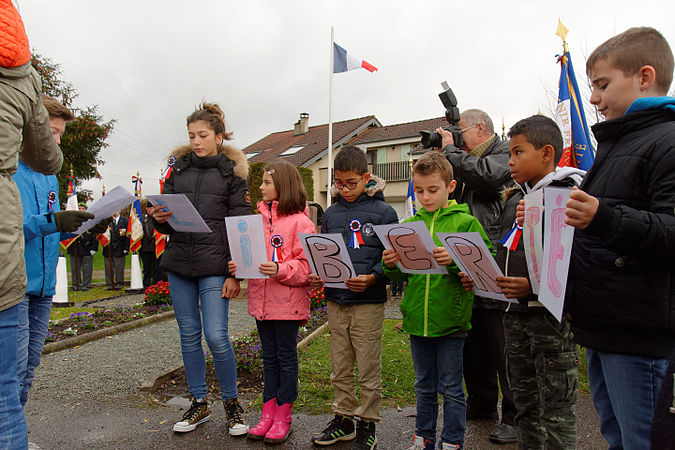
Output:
[144,281,171,306]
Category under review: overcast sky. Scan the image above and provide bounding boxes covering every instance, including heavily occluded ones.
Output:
[16,0,675,199]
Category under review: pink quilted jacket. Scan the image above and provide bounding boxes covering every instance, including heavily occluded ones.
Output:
[246,201,316,321]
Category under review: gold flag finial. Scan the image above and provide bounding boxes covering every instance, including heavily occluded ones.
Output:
[556,19,569,53]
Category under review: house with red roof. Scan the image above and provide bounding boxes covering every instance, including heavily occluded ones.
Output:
[243,113,449,217]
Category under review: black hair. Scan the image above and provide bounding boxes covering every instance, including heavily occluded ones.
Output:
[508,115,564,165]
[334,145,368,175]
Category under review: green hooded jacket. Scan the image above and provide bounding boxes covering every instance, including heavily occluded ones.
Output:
[383,200,492,337]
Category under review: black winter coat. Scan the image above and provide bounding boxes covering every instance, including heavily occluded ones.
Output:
[565,108,675,358]
[322,176,399,305]
[154,145,251,278]
[140,214,156,252]
[67,231,98,257]
[444,135,514,309]
[102,216,129,258]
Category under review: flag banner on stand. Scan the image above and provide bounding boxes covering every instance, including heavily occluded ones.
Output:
[128,175,144,253]
[404,176,417,220]
[554,21,595,170]
[60,175,79,249]
[333,43,378,73]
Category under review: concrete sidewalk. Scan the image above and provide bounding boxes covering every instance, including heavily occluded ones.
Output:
[25,295,605,449]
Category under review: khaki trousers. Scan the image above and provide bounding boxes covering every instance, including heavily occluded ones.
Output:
[328,301,384,421]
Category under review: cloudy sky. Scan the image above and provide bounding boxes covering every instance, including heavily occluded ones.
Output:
[16,0,675,199]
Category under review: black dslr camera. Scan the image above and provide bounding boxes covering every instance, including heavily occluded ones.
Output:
[420,81,463,149]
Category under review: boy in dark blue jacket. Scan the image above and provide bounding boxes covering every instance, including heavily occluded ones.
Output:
[564,27,675,449]
[309,146,398,450]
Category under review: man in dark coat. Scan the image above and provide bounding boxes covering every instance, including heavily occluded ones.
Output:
[438,108,517,443]
[140,201,162,288]
[102,211,129,290]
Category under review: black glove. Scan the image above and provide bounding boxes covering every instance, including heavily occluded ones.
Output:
[53,211,94,233]
[90,217,113,234]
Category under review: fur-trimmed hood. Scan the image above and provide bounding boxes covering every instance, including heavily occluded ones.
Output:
[168,143,248,179]
[330,174,386,199]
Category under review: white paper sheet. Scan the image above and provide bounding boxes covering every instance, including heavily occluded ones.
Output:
[74,186,136,234]
[225,215,268,279]
[145,194,211,233]
[372,221,445,274]
[436,232,513,302]
[539,187,575,321]
[299,233,357,289]
[523,190,544,294]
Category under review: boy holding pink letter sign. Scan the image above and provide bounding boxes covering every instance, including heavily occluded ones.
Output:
[383,152,490,450]
[496,115,584,448]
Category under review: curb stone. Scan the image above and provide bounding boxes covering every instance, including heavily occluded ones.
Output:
[42,310,175,355]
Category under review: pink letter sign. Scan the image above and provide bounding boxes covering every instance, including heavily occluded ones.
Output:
[436,232,512,302]
[299,233,356,289]
[523,190,544,294]
[539,187,575,321]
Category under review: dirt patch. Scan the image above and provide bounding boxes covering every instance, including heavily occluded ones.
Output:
[153,306,327,404]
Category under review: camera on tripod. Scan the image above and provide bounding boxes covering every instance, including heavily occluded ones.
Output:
[420,81,464,149]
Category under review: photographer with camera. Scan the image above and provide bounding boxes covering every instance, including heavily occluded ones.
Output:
[437,109,517,445]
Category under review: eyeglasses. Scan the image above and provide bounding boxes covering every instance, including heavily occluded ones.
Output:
[333,176,363,190]
[460,124,478,133]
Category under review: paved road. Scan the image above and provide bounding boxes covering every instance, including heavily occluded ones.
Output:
[25,294,605,449]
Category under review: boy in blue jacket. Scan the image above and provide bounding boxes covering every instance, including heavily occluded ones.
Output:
[563,27,675,449]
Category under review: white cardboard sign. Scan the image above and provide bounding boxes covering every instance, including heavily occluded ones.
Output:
[299,233,357,289]
[436,232,513,302]
[372,221,445,274]
[538,187,575,321]
[225,215,268,279]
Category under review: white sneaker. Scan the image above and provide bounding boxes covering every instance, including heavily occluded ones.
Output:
[224,398,250,436]
[173,398,211,433]
[441,442,461,450]
[408,434,433,450]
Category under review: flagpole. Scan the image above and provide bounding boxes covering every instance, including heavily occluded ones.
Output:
[327,26,334,207]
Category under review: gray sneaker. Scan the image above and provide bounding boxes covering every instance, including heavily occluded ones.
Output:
[488,423,517,444]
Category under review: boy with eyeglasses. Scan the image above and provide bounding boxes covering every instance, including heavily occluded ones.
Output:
[309,145,398,450]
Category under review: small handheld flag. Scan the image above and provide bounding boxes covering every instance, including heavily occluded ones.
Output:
[499,219,523,251]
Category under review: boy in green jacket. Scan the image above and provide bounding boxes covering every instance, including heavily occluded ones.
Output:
[383,152,491,450]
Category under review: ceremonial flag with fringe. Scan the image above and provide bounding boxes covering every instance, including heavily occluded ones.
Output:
[128,175,143,252]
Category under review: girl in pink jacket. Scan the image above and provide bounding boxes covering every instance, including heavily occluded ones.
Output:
[229,159,316,444]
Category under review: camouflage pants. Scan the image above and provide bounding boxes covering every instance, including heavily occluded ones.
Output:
[503,311,579,450]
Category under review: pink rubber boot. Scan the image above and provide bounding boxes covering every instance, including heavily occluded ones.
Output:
[247,398,276,440]
[263,402,293,444]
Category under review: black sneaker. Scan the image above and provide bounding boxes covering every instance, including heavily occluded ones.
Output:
[173,398,211,433]
[488,423,517,444]
[350,419,377,449]
[312,414,356,446]
[224,398,249,436]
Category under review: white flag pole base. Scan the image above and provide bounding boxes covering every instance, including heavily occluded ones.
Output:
[127,253,144,293]
[53,256,72,307]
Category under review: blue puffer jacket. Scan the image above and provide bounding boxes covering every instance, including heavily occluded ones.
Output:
[13,160,61,297]
[321,176,399,304]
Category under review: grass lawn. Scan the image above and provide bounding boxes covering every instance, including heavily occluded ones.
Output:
[295,319,415,414]
[293,319,591,414]
[61,251,132,283]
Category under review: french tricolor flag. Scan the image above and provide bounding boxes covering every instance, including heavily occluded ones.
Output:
[333,42,377,73]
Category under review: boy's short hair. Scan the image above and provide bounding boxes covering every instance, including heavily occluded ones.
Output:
[334,145,368,175]
[586,27,674,94]
[412,151,454,184]
[508,115,564,165]
[41,95,75,121]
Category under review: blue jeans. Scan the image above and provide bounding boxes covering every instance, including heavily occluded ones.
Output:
[586,347,668,450]
[17,294,52,406]
[168,272,238,401]
[256,319,299,405]
[0,303,28,449]
[410,334,466,446]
